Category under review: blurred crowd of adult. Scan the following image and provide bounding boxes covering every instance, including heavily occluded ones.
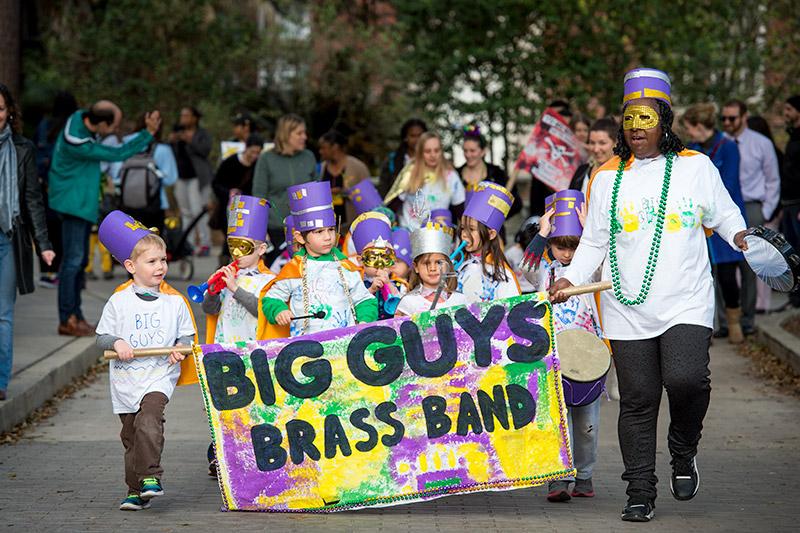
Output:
[0,80,798,400]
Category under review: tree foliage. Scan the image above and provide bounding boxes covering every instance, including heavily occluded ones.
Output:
[395,0,799,163]
[21,0,799,167]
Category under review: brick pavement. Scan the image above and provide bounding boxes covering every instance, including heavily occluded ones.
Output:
[1,335,798,532]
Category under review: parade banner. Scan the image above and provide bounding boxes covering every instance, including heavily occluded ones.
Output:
[195,293,574,512]
[514,109,582,191]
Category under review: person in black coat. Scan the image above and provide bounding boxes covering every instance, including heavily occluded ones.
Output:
[211,134,264,265]
[457,126,522,240]
[0,84,54,400]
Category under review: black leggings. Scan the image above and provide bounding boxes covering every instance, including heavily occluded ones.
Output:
[715,262,741,309]
[611,324,712,503]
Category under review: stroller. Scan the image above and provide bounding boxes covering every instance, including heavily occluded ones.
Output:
[163,208,209,281]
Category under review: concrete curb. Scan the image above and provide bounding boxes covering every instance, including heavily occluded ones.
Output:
[756,310,800,374]
[0,338,102,433]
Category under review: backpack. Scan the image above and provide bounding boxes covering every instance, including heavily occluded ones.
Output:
[119,143,162,210]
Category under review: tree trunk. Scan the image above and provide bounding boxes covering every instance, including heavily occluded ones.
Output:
[0,0,21,98]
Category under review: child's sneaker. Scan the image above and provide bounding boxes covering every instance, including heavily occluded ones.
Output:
[119,493,151,511]
[140,477,164,499]
[208,458,218,478]
[572,477,595,497]
[546,480,571,502]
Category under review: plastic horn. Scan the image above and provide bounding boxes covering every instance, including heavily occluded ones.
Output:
[188,260,240,303]
[450,240,468,270]
[381,283,401,315]
[187,282,209,303]
[103,346,194,360]
[292,310,327,321]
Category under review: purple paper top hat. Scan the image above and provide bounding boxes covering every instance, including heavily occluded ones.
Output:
[227,194,269,242]
[350,212,393,255]
[391,227,412,267]
[287,181,336,232]
[347,179,383,215]
[284,215,295,247]
[430,208,453,227]
[623,68,671,107]
[545,189,585,238]
[98,210,157,263]
[464,182,514,232]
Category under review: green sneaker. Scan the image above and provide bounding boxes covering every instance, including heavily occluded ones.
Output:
[140,477,164,499]
[120,493,151,511]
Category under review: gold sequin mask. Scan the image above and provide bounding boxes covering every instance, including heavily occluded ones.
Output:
[361,237,396,269]
[227,237,256,259]
[623,105,660,131]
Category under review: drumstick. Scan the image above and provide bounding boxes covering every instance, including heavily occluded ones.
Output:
[557,280,612,297]
[292,310,327,320]
[103,346,194,360]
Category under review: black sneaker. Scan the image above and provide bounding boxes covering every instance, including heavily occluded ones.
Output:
[621,500,655,522]
[670,455,699,501]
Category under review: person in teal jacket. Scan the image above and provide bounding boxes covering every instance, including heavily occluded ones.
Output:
[48,101,161,336]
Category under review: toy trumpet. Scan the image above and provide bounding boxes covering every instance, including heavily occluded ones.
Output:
[188,260,240,303]
[381,283,401,315]
[450,240,468,270]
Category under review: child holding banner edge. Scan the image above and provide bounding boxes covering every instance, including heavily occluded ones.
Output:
[457,182,521,303]
[527,192,604,502]
[201,194,275,477]
[94,211,197,511]
[259,181,377,338]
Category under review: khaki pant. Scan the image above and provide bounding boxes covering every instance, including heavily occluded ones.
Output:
[118,392,169,493]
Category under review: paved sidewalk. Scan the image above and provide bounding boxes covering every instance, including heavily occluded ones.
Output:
[1,335,798,532]
[1,256,216,431]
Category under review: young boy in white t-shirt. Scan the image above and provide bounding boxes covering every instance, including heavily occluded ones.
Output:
[95,211,196,511]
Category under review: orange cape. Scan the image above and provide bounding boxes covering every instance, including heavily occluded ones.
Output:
[256,252,362,341]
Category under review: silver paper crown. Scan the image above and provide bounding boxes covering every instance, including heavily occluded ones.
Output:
[410,222,455,260]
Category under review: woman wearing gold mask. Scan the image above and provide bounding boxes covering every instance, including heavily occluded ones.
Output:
[546,68,749,522]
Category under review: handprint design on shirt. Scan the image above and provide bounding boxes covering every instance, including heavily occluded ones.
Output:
[678,197,698,228]
[619,201,639,233]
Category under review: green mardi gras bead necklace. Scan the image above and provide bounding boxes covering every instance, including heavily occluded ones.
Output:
[608,152,674,306]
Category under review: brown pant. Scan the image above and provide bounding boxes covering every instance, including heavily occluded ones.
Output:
[118,391,169,493]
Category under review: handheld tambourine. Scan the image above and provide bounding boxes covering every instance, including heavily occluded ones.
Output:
[742,226,800,292]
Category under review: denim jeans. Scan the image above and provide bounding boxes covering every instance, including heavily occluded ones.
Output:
[564,396,601,481]
[57,214,91,323]
[0,231,17,390]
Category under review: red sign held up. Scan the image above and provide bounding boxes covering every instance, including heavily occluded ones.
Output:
[514,109,583,192]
